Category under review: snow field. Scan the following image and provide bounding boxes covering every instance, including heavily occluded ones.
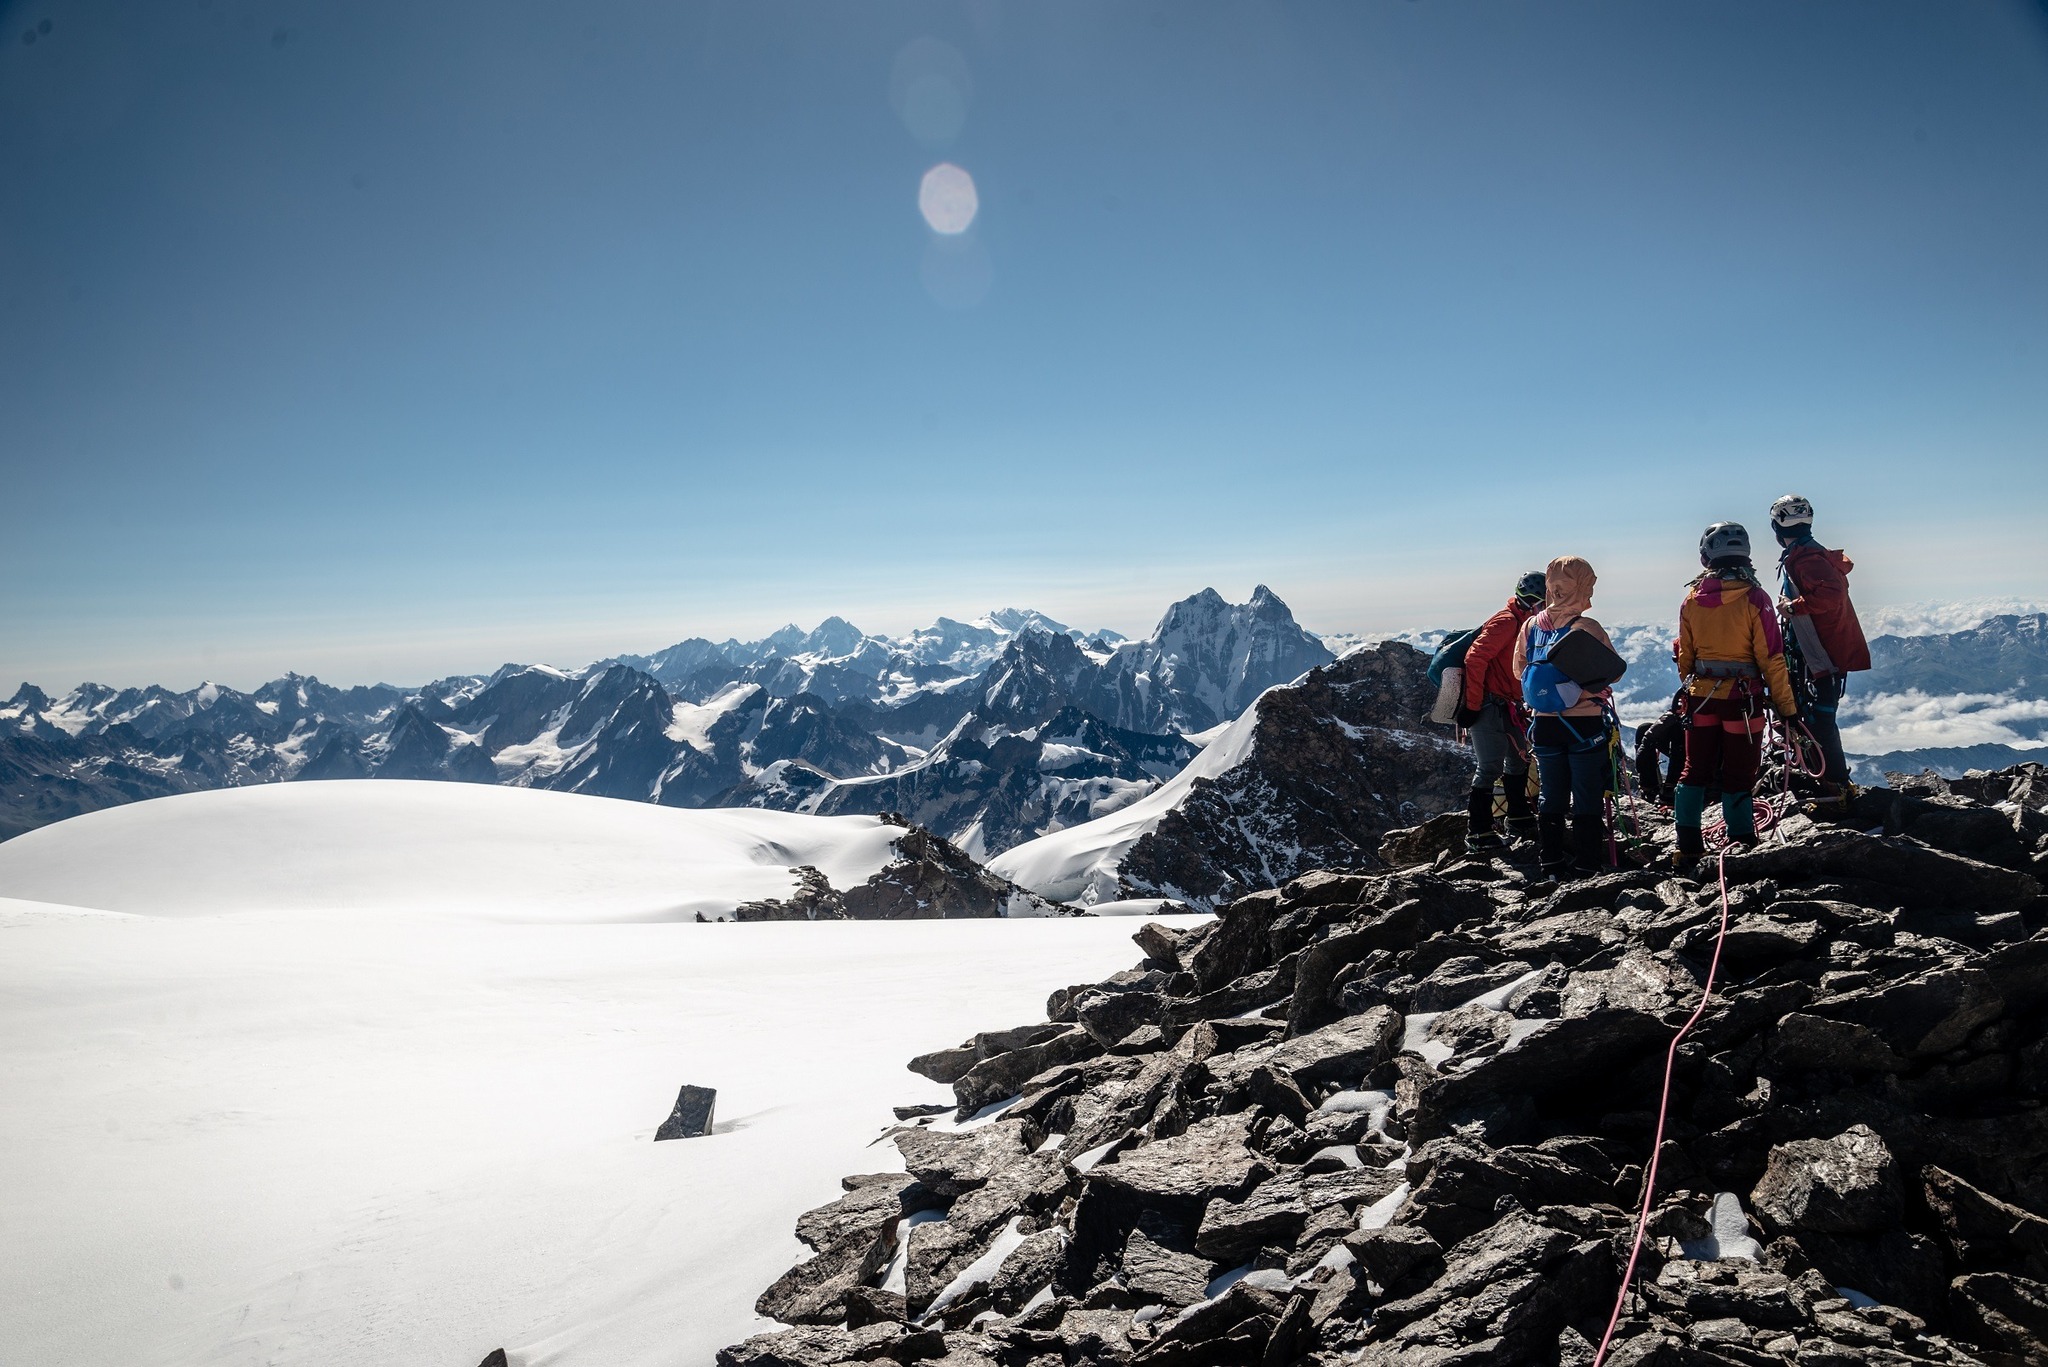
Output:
[0,781,911,922]
[0,783,1209,1366]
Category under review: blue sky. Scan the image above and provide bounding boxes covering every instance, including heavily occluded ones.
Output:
[4,0,2046,689]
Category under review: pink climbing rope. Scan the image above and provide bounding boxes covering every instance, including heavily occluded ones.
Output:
[1592,713,1812,1364]
[1590,845,1735,1365]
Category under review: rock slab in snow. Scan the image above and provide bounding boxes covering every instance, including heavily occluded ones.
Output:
[654,1084,718,1140]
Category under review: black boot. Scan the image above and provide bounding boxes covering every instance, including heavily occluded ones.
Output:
[1537,814,1571,876]
[1571,815,1608,876]
[1502,776,1537,844]
[1465,786,1503,852]
[1673,824,1705,875]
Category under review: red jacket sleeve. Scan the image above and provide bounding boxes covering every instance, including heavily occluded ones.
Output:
[1462,611,1515,710]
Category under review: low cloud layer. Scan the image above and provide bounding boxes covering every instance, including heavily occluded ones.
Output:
[1839,690,2048,755]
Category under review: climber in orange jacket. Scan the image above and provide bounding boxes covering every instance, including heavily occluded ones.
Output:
[1672,522,1798,865]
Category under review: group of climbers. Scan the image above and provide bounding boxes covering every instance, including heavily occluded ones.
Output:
[1447,492,1869,878]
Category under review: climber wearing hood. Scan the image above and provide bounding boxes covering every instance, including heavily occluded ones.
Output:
[1771,494,1870,794]
[1512,556,1618,877]
[1673,522,1799,864]
[1455,569,1547,851]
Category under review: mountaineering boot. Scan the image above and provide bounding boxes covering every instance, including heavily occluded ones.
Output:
[1672,783,1709,872]
[1502,777,1537,844]
[1673,823,1706,873]
[1537,814,1571,877]
[1721,793,1759,847]
[1465,786,1504,852]
[1571,815,1608,876]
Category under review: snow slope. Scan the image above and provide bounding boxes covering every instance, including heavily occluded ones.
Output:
[0,785,1206,1367]
[989,689,1265,904]
[0,781,908,922]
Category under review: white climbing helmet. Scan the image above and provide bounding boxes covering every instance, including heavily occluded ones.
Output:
[1770,493,1815,529]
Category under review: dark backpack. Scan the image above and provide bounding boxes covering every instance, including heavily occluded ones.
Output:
[1427,628,1480,687]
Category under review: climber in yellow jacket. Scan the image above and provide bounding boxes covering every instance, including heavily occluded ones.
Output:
[1672,522,1799,864]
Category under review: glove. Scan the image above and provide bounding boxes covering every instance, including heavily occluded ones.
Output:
[1453,703,1484,727]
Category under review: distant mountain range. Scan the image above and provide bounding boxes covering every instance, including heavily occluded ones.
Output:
[6,599,2041,852]
[0,588,1332,846]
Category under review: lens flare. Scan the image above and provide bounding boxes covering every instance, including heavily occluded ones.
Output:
[918,163,978,235]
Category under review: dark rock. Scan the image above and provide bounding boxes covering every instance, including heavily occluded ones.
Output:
[893,1119,1039,1198]
[1411,957,1538,1012]
[1751,1125,1906,1234]
[1077,990,1165,1048]
[892,1103,952,1121]
[1266,1005,1402,1088]
[1951,1272,2048,1365]
[1134,921,1190,970]
[1087,1115,1271,1245]
[1380,812,1468,868]
[478,1353,507,1367]
[654,1084,717,1140]
[1924,1166,2048,1277]
[1120,1227,1215,1306]
[1343,1223,1443,1292]
[953,1026,1105,1115]
[795,1174,943,1250]
[754,1223,893,1324]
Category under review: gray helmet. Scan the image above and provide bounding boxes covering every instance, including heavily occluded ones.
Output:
[1513,571,1547,606]
[1699,521,1751,565]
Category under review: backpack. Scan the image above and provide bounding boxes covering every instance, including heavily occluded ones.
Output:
[1427,628,1480,688]
[1521,618,1586,713]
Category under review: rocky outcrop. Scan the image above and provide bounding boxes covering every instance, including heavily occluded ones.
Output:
[1111,644,1471,906]
[720,770,2048,1367]
[729,820,1073,921]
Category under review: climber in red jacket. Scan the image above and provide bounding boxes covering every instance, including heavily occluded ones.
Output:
[1771,494,1871,793]
[1454,570,1547,850]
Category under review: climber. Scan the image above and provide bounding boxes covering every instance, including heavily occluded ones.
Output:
[1771,493,1871,796]
[1513,556,1620,877]
[1453,570,1547,851]
[1633,686,1689,807]
[1672,522,1799,866]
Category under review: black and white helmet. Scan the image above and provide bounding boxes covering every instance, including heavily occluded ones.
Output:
[1770,493,1814,529]
[1699,521,1751,564]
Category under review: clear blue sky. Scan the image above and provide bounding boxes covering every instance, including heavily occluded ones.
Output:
[4,0,2046,689]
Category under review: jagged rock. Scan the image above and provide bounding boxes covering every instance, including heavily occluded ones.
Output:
[715,1323,912,1366]
[1379,812,1470,869]
[1364,1211,1616,1363]
[755,1223,893,1324]
[893,1119,1040,1198]
[727,767,2048,1367]
[796,1173,944,1250]
[904,1153,1071,1315]
[1752,1125,1906,1234]
[1266,1006,1402,1088]
[1924,1165,2048,1276]
[1951,1272,2048,1365]
[478,1352,508,1367]
[951,1026,1106,1115]
[1120,1227,1216,1306]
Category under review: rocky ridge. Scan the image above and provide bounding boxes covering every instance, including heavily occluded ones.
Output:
[721,767,2048,1367]
[728,818,1074,922]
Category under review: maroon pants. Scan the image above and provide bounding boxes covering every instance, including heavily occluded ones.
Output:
[1677,694,1766,794]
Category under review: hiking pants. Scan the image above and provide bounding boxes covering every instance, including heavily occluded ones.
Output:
[1469,700,1529,788]
[1804,673,1850,785]
[1678,694,1765,795]
[1634,711,1686,804]
[1531,715,1608,823]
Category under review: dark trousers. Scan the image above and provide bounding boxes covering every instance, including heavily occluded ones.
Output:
[1805,673,1850,785]
[1678,695,1765,794]
[1532,715,1609,823]
[1634,711,1686,803]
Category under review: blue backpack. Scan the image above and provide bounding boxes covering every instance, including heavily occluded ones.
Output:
[1521,617,1586,713]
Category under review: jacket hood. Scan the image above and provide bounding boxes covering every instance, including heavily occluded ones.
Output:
[1539,556,1596,625]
